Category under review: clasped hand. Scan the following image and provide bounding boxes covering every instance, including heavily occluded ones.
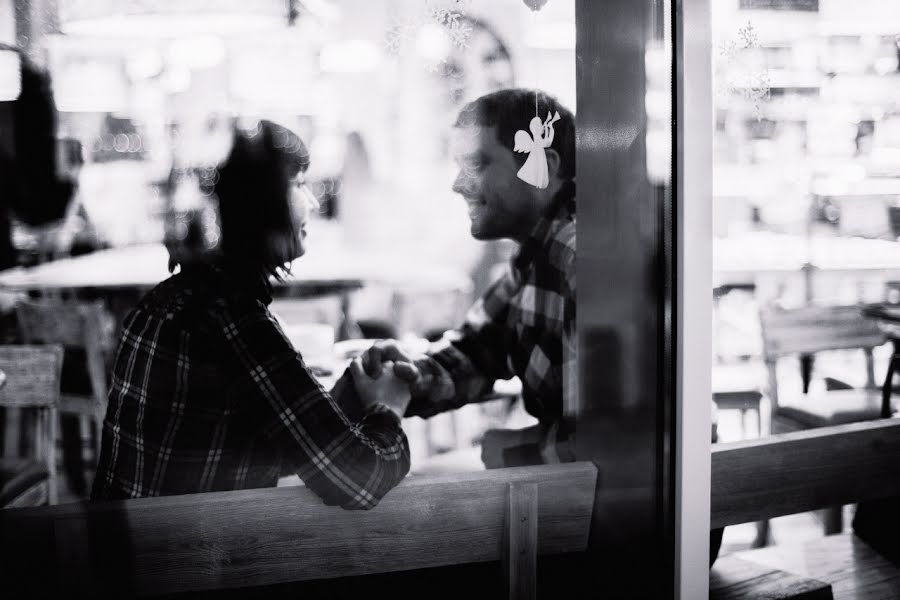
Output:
[359,340,430,397]
[348,357,411,420]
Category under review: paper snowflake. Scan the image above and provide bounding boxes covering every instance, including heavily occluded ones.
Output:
[384,0,473,59]
[385,16,419,56]
[425,0,473,24]
[715,21,771,120]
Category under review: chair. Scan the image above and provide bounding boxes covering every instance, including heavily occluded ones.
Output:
[0,345,62,507]
[758,303,890,540]
[388,276,472,341]
[15,300,113,462]
[711,364,766,438]
[712,284,765,439]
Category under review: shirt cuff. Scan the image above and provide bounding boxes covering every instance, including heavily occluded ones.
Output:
[363,402,403,425]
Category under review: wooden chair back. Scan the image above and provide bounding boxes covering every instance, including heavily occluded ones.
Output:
[0,345,63,506]
[0,345,64,410]
[389,277,473,339]
[15,300,112,422]
[758,304,886,406]
[0,462,596,599]
[759,305,885,359]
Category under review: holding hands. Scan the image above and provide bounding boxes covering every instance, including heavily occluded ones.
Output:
[360,339,431,399]
[348,358,411,420]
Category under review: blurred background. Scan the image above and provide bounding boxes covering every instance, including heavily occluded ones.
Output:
[3,0,575,287]
[0,0,576,490]
[710,0,900,553]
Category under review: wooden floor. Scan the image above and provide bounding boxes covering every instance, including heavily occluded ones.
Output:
[711,555,833,600]
[731,534,900,600]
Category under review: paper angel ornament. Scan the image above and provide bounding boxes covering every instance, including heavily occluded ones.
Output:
[514,110,560,189]
[523,0,549,10]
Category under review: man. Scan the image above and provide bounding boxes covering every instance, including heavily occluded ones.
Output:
[364,88,576,468]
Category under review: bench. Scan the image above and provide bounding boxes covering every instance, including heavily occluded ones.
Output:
[0,462,597,599]
[3,421,900,598]
[710,419,900,599]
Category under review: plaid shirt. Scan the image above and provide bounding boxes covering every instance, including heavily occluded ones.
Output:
[91,266,409,509]
[409,181,577,459]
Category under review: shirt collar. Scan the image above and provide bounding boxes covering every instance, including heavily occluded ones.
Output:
[512,180,576,273]
[182,263,274,305]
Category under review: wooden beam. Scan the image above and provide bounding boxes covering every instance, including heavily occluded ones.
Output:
[505,482,538,600]
[711,420,900,529]
[1,462,596,598]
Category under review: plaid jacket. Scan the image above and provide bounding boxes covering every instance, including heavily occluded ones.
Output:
[91,266,410,509]
[409,181,577,459]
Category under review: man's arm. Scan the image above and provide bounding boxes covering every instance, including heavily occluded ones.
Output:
[542,223,577,462]
[214,302,410,509]
[562,240,577,418]
[406,268,519,418]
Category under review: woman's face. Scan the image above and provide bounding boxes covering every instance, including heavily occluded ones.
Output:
[289,172,320,259]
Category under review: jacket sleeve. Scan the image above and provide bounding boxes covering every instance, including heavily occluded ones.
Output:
[405,269,518,418]
[214,301,410,509]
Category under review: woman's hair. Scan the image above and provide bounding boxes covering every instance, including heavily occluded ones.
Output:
[170,119,310,281]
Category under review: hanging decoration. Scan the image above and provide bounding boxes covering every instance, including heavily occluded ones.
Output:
[716,21,771,120]
[384,0,473,70]
[522,0,549,10]
[514,111,560,189]
[515,0,556,189]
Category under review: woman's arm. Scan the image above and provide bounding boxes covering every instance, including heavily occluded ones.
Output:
[214,302,410,509]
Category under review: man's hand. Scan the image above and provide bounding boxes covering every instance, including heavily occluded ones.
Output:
[361,339,428,396]
[348,358,411,420]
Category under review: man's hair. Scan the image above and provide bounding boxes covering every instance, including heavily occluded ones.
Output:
[212,120,310,281]
[454,88,575,181]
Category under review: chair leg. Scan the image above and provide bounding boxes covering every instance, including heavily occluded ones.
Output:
[823,505,843,535]
[752,520,771,548]
[93,415,103,466]
[47,408,58,505]
[61,414,87,496]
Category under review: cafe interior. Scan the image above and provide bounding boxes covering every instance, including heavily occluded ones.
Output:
[1,0,900,597]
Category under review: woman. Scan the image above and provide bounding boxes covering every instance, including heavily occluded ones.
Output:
[91,120,411,508]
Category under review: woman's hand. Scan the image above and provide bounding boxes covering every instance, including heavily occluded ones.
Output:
[348,358,411,420]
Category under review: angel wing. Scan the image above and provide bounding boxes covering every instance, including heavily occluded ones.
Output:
[513,129,534,153]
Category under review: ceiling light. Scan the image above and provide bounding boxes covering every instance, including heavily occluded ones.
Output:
[319,39,382,73]
[58,0,291,38]
[167,36,226,70]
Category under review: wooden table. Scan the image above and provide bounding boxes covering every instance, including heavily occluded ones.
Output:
[0,238,473,341]
[0,243,365,294]
[715,232,900,303]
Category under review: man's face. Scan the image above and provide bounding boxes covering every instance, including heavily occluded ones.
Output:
[451,125,538,242]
